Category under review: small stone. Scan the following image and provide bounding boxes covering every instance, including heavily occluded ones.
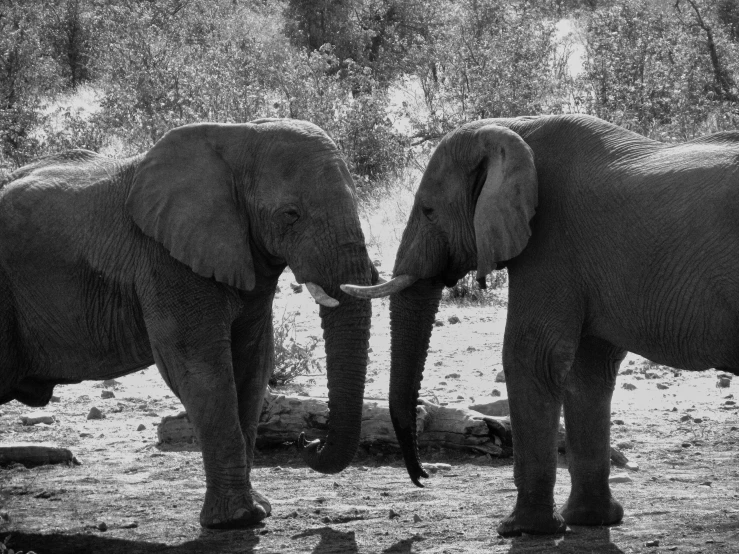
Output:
[120,521,139,529]
[491,389,501,397]
[434,320,444,327]
[612,419,625,425]
[645,539,659,547]
[680,414,692,422]
[625,461,639,471]
[79,432,93,438]
[495,371,506,383]
[645,371,660,379]
[102,379,120,387]
[389,509,400,519]
[50,395,61,403]
[622,383,637,390]
[136,424,146,431]
[656,383,670,390]
[413,514,422,523]
[693,417,703,423]
[87,407,104,420]
[620,368,634,375]
[97,521,108,531]
[609,473,633,484]
[290,282,303,293]
[717,376,732,388]
[445,373,460,379]
[448,315,460,324]
[0,511,9,521]
[682,442,692,448]
[725,400,736,405]
[101,390,115,399]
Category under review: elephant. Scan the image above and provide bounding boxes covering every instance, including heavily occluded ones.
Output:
[342,114,739,536]
[0,119,375,529]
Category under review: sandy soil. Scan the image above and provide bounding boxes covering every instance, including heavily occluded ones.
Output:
[1,273,738,553]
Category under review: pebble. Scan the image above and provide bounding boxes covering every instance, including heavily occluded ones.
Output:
[491,389,501,397]
[495,371,506,383]
[290,282,303,293]
[612,419,625,425]
[413,514,423,523]
[97,521,108,531]
[389,509,400,519]
[682,442,692,448]
[680,414,692,422]
[50,395,61,403]
[717,376,731,388]
[102,379,120,387]
[423,463,451,474]
[448,315,460,324]
[101,390,115,399]
[120,521,139,529]
[656,383,670,390]
[136,424,146,431]
[625,461,639,471]
[87,407,104,420]
[645,371,661,379]
[645,539,659,547]
[434,320,444,327]
[445,373,460,379]
[20,412,55,426]
[622,383,637,390]
[609,473,633,484]
[620,368,634,375]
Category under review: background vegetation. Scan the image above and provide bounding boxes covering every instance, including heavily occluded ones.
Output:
[3,0,738,380]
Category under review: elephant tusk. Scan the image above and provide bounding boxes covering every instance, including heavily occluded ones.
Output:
[305,282,340,308]
[340,274,418,299]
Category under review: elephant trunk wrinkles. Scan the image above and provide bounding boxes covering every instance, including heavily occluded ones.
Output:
[389,279,443,486]
[301,282,371,474]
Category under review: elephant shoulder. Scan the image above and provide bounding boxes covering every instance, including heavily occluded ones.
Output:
[687,131,739,148]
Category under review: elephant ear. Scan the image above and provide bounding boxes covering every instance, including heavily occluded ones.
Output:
[472,125,538,280]
[127,123,256,290]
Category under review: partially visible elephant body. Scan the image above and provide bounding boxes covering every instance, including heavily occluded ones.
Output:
[344,114,739,537]
[0,120,374,529]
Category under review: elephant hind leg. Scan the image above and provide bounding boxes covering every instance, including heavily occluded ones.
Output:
[560,335,626,526]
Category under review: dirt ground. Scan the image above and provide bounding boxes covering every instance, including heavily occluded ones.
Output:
[1,273,738,554]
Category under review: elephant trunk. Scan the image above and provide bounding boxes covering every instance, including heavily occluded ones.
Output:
[300,282,371,474]
[389,278,444,486]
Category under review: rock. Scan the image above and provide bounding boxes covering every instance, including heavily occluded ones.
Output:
[625,461,639,471]
[434,320,444,327]
[423,463,451,473]
[645,539,660,547]
[448,315,460,324]
[102,379,120,387]
[469,399,509,417]
[136,424,146,431]
[645,371,660,379]
[656,383,670,390]
[693,417,703,423]
[491,389,501,397]
[290,282,303,293]
[622,383,637,390]
[50,395,61,403]
[682,442,692,448]
[413,514,422,523]
[620,368,634,375]
[495,371,506,383]
[717,376,732,388]
[612,419,625,425]
[120,521,139,529]
[101,390,115,399]
[20,412,55,426]
[97,521,108,531]
[445,373,460,379]
[0,445,79,468]
[680,414,692,422]
[87,407,104,420]
[609,473,633,484]
[389,509,400,519]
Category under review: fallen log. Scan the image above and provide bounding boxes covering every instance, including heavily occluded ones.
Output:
[0,444,80,468]
[158,392,511,457]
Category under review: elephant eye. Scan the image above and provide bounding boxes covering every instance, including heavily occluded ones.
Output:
[421,206,434,219]
[281,208,300,225]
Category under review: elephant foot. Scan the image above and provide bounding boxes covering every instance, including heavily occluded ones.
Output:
[200,488,271,529]
[560,494,623,526]
[497,504,567,537]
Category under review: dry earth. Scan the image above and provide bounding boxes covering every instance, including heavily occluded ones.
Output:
[1,271,739,553]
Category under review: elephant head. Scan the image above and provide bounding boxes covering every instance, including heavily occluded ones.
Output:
[342,123,537,485]
[127,119,374,474]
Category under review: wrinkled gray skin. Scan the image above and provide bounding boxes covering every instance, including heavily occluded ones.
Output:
[346,114,739,536]
[0,119,374,529]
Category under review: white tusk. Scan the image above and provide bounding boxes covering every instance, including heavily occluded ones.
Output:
[305,282,340,308]
[340,274,418,299]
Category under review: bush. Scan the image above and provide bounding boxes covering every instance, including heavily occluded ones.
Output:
[271,310,321,387]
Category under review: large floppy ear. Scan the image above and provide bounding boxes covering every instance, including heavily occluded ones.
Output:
[472,125,538,280]
[127,123,256,290]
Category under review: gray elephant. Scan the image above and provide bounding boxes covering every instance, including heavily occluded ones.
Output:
[0,119,375,528]
[343,114,739,536]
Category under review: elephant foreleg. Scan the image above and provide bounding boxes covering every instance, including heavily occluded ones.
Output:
[560,335,625,526]
[230,298,275,518]
[496,327,575,537]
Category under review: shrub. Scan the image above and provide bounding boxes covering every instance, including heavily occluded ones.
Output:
[271,310,321,387]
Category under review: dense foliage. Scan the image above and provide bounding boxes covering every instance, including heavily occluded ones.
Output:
[2,0,739,178]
